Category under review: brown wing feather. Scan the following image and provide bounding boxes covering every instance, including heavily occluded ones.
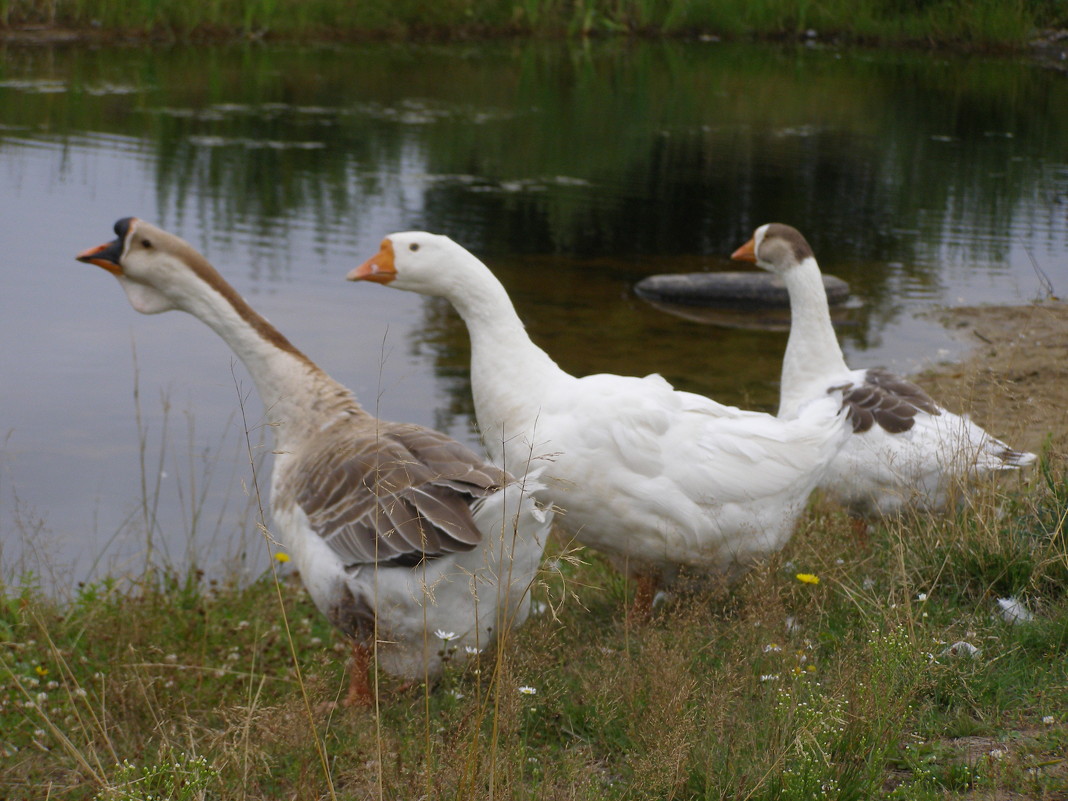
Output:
[839,368,942,434]
[290,421,508,568]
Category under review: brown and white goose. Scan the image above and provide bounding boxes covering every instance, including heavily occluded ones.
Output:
[77,218,552,705]
[350,232,851,609]
[732,223,1036,516]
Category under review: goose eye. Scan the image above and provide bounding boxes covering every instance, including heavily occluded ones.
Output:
[409,243,419,252]
[141,239,153,249]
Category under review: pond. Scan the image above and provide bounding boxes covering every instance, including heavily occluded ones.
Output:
[1,39,1065,588]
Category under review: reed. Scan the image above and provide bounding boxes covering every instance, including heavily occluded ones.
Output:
[0,0,1058,46]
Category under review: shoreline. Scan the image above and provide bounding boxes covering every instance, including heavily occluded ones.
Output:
[918,300,1068,458]
[1,23,1066,60]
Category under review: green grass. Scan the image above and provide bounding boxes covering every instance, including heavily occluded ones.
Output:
[2,453,1066,799]
[1,0,1063,46]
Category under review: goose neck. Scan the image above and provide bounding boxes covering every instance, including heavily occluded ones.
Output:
[177,280,354,444]
[779,258,849,415]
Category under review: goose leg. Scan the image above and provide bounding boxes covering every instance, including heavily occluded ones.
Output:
[342,641,374,707]
[629,574,658,622]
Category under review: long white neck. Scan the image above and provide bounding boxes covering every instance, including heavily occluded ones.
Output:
[175,280,361,451]
[441,259,568,466]
[778,257,850,418]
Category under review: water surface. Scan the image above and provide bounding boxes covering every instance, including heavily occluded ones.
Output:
[1,40,1065,586]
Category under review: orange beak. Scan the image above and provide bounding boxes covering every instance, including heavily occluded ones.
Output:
[76,241,124,276]
[731,237,757,263]
[347,239,396,284]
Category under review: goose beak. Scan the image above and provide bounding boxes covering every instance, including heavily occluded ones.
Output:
[730,238,757,263]
[348,239,396,284]
[76,238,124,275]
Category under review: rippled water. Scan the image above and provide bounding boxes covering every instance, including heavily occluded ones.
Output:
[1,41,1065,586]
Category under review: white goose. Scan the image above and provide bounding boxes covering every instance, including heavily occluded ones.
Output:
[732,223,1036,516]
[349,233,851,607]
[77,218,552,706]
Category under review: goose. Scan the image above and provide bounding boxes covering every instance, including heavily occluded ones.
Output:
[76,218,552,706]
[731,223,1037,516]
[348,232,851,608]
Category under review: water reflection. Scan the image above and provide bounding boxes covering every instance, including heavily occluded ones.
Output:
[1,40,1064,584]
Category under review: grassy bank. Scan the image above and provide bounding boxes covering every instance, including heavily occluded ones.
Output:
[1,0,1065,46]
[2,459,1066,799]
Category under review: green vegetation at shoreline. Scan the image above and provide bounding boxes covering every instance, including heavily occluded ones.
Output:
[1,0,1065,47]
[2,457,1066,799]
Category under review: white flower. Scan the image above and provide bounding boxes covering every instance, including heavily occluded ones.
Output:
[33,729,45,739]
[518,686,537,695]
[1042,715,1054,725]
[988,749,1006,759]
[36,692,47,703]
[917,593,928,602]
[760,674,780,682]
[73,687,88,698]
[997,597,1034,624]
[434,629,456,642]
[447,689,464,700]
[464,645,482,655]
[762,643,782,653]
[530,601,547,616]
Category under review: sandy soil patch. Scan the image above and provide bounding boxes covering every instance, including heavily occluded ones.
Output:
[918,300,1068,460]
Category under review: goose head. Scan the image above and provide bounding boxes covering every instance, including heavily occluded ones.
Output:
[347,231,474,299]
[731,223,815,275]
[77,217,221,315]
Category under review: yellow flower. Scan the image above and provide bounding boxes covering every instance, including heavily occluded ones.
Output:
[274,552,291,564]
[34,665,49,677]
[795,573,820,585]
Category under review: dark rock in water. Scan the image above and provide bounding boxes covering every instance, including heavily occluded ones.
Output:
[634,271,850,309]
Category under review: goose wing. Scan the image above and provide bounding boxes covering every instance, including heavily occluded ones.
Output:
[837,368,942,434]
[290,421,508,567]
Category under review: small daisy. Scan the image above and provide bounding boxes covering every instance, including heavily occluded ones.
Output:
[518,686,538,695]
[762,643,782,653]
[917,593,928,602]
[464,645,482,655]
[434,629,457,642]
[1042,715,1054,725]
[760,674,780,682]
